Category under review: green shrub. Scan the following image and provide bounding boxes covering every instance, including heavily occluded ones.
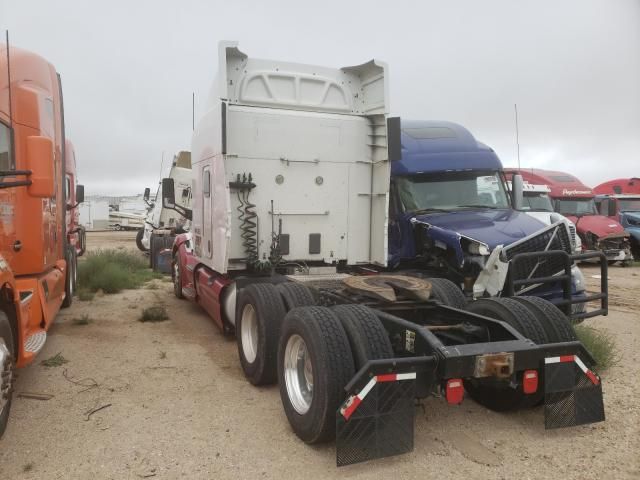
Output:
[575,325,619,371]
[72,314,91,326]
[139,306,169,323]
[41,352,68,367]
[77,249,156,294]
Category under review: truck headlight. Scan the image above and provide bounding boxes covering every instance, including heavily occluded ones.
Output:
[467,241,490,256]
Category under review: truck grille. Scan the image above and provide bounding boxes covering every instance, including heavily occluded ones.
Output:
[568,224,577,251]
[501,222,572,292]
[598,235,627,251]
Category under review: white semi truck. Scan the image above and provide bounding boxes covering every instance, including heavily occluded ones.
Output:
[137,151,193,261]
[162,42,605,466]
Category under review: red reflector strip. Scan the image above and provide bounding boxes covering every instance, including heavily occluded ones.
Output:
[341,395,362,421]
[573,355,601,386]
[339,372,417,420]
[545,355,600,386]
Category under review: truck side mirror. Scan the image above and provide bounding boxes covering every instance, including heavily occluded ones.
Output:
[143,187,150,201]
[76,184,85,204]
[387,117,402,162]
[608,199,617,217]
[162,178,176,208]
[26,136,55,198]
[511,174,524,210]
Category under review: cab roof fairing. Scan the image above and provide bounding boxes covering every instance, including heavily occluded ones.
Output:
[504,168,594,199]
[209,40,390,116]
[391,120,502,176]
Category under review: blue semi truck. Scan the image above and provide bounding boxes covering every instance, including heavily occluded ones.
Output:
[387,120,607,322]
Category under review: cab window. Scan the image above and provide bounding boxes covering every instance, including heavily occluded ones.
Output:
[0,122,13,171]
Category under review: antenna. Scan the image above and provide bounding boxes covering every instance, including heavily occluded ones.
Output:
[192,92,195,131]
[514,103,521,169]
[158,150,165,184]
[5,31,13,128]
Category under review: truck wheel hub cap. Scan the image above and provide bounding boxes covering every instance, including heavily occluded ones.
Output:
[241,304,259,364]
[284,334,313,415]
[0,340,13,416]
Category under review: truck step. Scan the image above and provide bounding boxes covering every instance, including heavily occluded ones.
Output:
[24,330,47,354]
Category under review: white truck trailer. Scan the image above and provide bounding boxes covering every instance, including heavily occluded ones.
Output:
[163,42,605,466]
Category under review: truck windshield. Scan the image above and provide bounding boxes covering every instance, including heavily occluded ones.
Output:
[522,192,553,212]
[619,198,640,211]
[554,198,597,216]
[0,122,13,170]
[396,171,510,212]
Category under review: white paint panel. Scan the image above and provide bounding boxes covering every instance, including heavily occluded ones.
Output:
[193,41,391,272]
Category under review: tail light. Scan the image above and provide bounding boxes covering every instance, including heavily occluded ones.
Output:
[523,370,538,394]
[446,378,464,405]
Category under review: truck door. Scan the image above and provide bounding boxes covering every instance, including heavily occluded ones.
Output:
[202,165,213,258]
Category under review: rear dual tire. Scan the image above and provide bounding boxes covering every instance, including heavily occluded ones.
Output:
[464,297,574,411]
[237,282,393,444]
[278,306,355,443]
[236,284,287,386]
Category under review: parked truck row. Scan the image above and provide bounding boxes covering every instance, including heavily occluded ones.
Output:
[3,39,632,465]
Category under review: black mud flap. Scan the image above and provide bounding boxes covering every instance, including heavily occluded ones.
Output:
[336,374,416,467]
[544,356,605,429]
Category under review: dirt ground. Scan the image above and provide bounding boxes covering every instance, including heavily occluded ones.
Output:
[0,231,638,479]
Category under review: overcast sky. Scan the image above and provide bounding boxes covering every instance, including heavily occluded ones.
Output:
[1,0,639,195]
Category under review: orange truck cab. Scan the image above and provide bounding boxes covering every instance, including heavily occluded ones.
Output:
[0,44,78,436]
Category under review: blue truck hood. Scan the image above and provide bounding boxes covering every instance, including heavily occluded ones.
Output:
[412,209,546,250]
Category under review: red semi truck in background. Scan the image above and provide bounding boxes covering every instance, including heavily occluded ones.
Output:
[0,43,80,436]
[506,168,632,265]
[593,178,640,195]
[594,178,640,259]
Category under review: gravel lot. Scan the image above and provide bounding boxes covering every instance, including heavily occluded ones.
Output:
[0,231,638,479]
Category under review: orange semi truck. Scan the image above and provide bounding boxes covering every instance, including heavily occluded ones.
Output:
[0,43,80,436]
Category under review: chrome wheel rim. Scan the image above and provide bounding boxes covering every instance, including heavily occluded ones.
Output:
[240,304,259,364]
[0,339,13,418]
[284,334,313,415]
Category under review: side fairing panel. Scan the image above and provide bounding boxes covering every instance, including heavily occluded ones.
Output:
[191,100,232,273]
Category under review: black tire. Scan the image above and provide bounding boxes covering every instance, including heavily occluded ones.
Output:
[427,278,467,309]
[172,252,184,299]
[136,227,148,252]
[467,298,548,344]
[278,306,355,443]
[236,283,287,385]
[149,234,156,268]
[276,282,315,311]
[62,246,76,308]
[512,296,576,342]
[114,224,121,231]
[0,311,15,438]
[464,297,548,410]
[332,304,393,370]
[78,226,87,256]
